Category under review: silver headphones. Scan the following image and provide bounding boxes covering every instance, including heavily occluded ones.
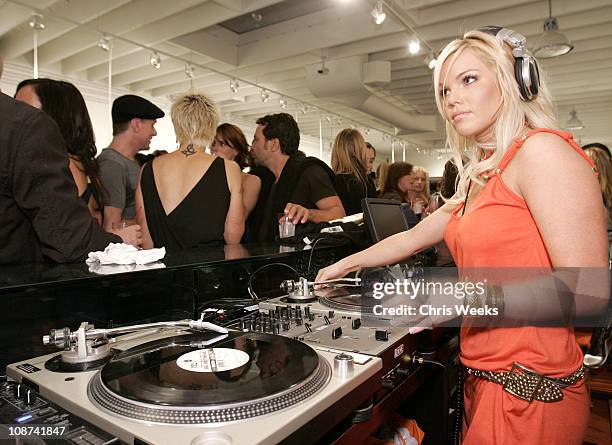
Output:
[479,26,540,101]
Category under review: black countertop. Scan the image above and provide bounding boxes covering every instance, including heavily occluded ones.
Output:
[0,242,322,292]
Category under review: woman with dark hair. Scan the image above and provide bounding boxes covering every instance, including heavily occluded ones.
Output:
[15,78,104,224]
[331,128,376,215]
[378,161,414,202]
[211,123,263,220]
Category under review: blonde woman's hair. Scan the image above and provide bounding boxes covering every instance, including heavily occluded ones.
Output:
[433,29,558,203]
[376,161,389,191]
[584,146,612,221]
[331,128,369,188]
[171,93,219,147]
[411,165,430,203]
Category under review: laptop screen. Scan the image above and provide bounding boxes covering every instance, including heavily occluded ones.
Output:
[361,198,417,243]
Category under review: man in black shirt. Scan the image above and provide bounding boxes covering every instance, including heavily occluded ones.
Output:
[250,113,345,241]
[0,60,142,263]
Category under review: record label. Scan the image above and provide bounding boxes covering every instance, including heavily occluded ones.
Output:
[176,348,249,373]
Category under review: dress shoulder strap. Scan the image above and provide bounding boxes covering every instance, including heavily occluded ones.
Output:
[496,128,597,175]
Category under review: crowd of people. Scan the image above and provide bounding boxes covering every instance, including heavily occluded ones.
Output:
[2,53,448,260]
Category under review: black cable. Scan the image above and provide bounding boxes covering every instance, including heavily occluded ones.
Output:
[306,236,333,275]
[247,262,299,301]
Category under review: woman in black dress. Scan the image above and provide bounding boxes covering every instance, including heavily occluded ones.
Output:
[135,93,244,251]
[331,128,377,215]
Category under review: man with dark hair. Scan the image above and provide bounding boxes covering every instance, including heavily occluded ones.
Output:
[250,113,345,241]
[0,60,142,263]
[98,94,164,231]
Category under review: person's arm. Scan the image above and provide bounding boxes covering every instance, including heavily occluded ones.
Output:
[242,173,261,218]
[316,201,456,281]
[134,166,154,249]
[285,196,345,223]
[499,133,609,321]
[98,158,127,231]
[224,160,245,244]
[103,206,123,231]
[285,165,346,223]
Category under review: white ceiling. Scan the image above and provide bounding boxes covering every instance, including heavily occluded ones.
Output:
[1,0,610,153]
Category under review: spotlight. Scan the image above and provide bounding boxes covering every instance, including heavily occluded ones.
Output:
[279,96,287,109]
[150,52,161,69]
[300,105,308,114]
[371,1,386,25]
[28,13,45,30]
[408,38,420,55]
[229,79,239,93]
[185,64,195,78]
[260,89,270,103]
[251,13,263,23]
[364,128,370,135]
[97,36,111,52]
[325,115,332,123]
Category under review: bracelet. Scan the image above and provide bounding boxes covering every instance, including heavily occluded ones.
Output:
[486,283,505,316]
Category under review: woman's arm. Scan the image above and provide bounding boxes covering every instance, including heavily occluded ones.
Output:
[316,201,456,281]
[242,173,261,218]
[499,133,609,321]
[224,160,245,244]
[134,166,154,249]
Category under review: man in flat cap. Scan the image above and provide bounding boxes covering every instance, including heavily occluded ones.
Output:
[98,94,164,231]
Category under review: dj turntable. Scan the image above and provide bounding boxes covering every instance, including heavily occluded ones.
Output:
[6,320,382,445]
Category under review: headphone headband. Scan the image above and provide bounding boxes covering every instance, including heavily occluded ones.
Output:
[477,26,540,101]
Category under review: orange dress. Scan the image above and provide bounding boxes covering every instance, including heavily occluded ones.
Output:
[444,129,595,445]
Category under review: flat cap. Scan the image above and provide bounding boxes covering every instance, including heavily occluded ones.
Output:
[112,94,165,124]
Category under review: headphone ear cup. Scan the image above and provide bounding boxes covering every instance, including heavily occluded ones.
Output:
[514,57,530,101]
[528,59,540,97]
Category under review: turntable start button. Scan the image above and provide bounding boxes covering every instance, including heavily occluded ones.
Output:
[191,431,233,445]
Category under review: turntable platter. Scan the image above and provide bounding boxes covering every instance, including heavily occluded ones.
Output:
[318,287,363,312]
[88,331,331,424]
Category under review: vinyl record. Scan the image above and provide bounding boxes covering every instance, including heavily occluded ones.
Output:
[319,287,362,312]
[88,331,331,424]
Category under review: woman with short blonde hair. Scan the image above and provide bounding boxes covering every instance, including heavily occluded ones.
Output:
[136,92,244,250]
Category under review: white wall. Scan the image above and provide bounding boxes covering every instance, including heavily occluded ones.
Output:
[2,60,444,173]
[2,60,330,162]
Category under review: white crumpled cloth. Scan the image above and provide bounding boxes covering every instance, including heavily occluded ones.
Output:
[86,243,166,265]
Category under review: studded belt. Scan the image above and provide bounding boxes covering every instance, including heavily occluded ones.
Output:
[465,362,585,403]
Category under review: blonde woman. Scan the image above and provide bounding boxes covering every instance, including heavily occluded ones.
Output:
[331,128,377,215]
[135,93,244,250]
[407,166,430,216]
[318,27,607,444]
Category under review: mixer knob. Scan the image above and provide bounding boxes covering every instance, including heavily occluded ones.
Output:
[282,322,290,331]
[268,309,275,319]
[304,307,311,318]
[352,318,361,330]
[328,310,335,318]
[295,318,303,326]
